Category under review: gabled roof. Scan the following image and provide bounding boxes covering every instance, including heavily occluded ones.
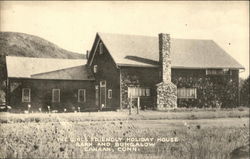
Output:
[6,56,94,80]
[96,32,244,69]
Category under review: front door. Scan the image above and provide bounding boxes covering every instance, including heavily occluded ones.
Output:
[100,81,106,109]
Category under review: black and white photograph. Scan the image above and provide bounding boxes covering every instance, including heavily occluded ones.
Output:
[0,1,249,159]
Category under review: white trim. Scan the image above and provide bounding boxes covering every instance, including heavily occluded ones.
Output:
[52,89,60,103]
[78,89,86,103]
[22,88,31,102]
[89,39,101,66]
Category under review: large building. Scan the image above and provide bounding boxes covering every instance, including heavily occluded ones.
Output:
[6,32,244,112]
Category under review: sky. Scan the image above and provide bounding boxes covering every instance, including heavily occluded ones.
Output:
[0,1,249,78]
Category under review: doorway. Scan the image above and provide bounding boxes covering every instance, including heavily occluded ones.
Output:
[100,80,106,109]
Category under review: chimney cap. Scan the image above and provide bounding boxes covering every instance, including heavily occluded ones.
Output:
[158,33,170,38]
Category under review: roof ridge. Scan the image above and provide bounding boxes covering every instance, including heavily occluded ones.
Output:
[97,32,213,41]
[98,32,156,38]
[31,65,86,77]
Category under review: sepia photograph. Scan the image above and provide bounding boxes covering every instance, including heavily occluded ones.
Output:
[0,1,249,159]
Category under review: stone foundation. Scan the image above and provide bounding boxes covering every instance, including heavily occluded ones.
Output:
[156,82,177,110]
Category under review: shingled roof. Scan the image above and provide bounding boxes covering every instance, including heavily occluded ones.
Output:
[6,56,94,80]
[97,32,244,69]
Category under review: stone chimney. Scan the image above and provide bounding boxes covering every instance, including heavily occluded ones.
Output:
[159,33,171,83]
[156,33,177,109]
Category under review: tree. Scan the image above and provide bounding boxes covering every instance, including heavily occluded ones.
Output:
[240,76,250,107]
[0,55,7,104]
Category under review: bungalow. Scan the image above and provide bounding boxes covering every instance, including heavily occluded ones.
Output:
[6,32,244,112]
[6,57,95,112]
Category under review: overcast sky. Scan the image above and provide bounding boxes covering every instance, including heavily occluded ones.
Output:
[0,1,249,78]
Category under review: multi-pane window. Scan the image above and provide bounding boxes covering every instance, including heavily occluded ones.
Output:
[99,42,103,54]
[206,69,231,75]
[22,88,31,102]
[78,89,86,102]
[108,89,112,99]
[52,89,60,103]
[93,65,98,73]
[177,88,197,99]
[128,87,150,98]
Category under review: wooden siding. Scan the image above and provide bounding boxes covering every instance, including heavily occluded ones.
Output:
[7,78,96,112]
[90,38,120,110]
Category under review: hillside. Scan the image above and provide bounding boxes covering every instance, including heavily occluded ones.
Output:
[0,32,86,103]
[0,32,85,58]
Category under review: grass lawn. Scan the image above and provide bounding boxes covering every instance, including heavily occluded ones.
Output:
[0,109,249,159]
[0,108,249,123]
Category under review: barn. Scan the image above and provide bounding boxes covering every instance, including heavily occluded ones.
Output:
[6,32,244,112]
[87,32,244,110]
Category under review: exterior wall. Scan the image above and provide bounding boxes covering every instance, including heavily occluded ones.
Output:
[120,66,160,109]
[90,39,120,110]
[7,68,240,112]
[120,67,240,109]
[171,69,239,108]
[7,78,95,112]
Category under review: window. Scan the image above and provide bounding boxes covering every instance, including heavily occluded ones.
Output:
[22,88,31,102]
[206,69,231,75]
[78,89,86,102]
[93,65,98,73]
[99,42,103,54]
[108,89,112,99]
[128,87,150,98]
[177,88,197,99]
[100,81,106,87]
[52,89,60,103]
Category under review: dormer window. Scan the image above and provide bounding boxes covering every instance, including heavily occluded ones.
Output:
[93,65,98,73]
[99,42,103,54]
